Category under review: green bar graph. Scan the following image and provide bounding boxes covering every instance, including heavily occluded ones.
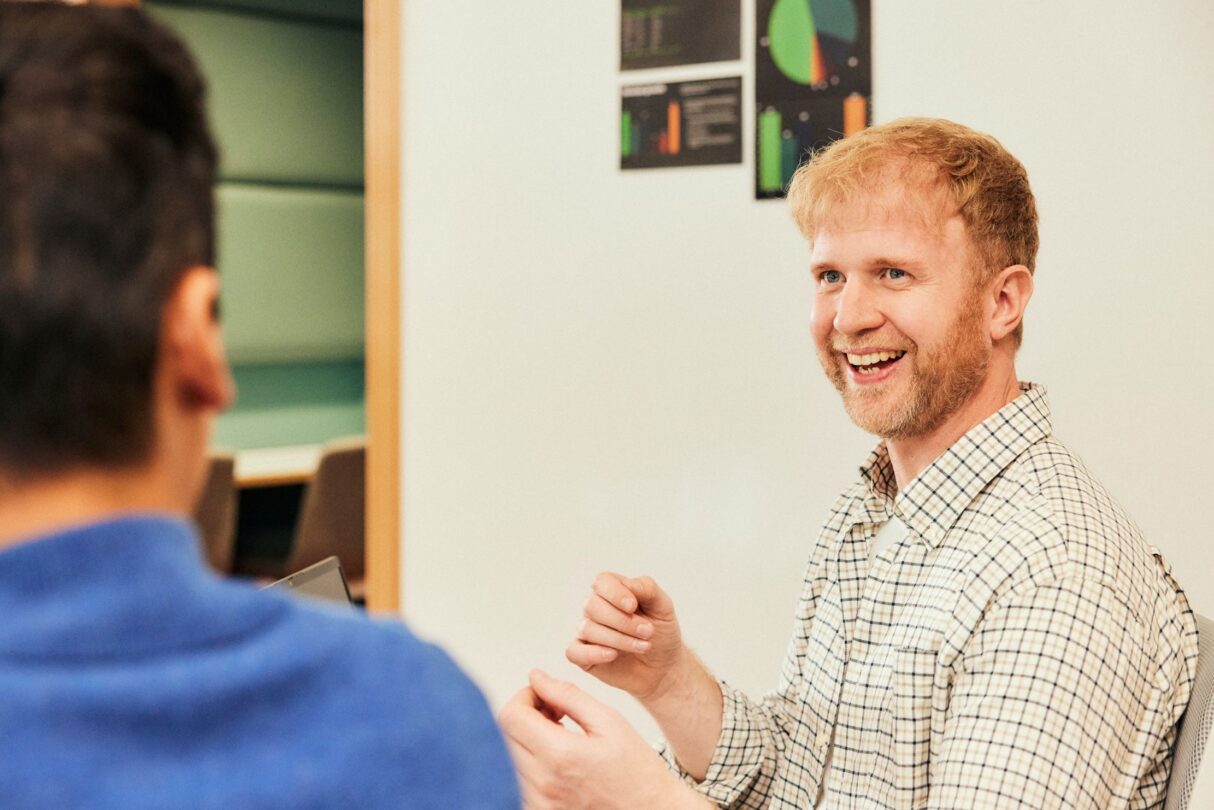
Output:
[759,109,783,193]
[621,111,633,157]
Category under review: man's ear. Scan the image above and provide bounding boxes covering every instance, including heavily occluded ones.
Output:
[161,266,234,412]
[987,264,1034,343]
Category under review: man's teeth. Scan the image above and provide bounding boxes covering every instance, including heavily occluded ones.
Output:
[846,350,905,374]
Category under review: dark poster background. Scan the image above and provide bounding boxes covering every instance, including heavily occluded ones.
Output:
[621,0,741,70]
[621,77,743,170]
[755,0,872,198]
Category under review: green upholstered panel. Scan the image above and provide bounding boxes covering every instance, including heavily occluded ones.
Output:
[151,0,361,25]
[218,183,364,364]
[214,360,365,450]
[148,3,363,186]
[147,2,367,451]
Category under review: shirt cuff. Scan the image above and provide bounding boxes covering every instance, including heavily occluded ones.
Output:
[657,679,769,808]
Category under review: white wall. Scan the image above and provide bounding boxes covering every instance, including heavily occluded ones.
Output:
[400,0,1214,738]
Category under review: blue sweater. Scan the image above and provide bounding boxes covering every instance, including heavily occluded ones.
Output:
[0,516,519,809]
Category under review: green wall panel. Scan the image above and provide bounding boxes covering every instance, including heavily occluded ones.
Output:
[149,1,367,451]
[218,183,364,364]
[214,360,365,450]
[148,3,363,186]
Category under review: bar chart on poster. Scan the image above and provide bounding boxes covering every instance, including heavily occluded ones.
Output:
[621,77,743,169]
[755,0,871,198]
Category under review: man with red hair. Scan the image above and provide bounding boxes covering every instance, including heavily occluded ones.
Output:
[501,119,1198,809]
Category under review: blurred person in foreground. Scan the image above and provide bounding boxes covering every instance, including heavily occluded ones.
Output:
[499,118,1199,809]
[0,4,518,807]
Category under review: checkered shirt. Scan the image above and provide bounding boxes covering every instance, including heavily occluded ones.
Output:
[666,383,1199,809]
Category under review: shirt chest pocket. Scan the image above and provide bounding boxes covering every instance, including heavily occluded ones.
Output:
[888,645,939,809]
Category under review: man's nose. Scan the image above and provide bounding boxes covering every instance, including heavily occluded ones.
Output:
[833,279,882,335]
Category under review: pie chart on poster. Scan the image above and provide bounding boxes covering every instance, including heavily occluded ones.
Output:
[768,0,859,86]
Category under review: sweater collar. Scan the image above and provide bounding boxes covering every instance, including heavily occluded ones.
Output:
[0,515,274,660]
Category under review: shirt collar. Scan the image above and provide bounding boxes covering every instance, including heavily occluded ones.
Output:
[858,382,1053,546]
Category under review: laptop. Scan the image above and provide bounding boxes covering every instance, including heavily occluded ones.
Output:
[265,556,355,608]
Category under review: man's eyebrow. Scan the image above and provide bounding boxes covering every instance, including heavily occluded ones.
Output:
[809,256,923,273]
[869,255,921,269]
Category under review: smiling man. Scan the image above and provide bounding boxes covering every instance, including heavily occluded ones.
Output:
[500,119,1199,809]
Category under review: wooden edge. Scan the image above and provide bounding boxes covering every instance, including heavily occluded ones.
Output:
[237,472,312,490]
[363,0,402,614]
[232,444,323,489]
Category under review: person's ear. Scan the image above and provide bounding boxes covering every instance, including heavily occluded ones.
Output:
[987,264,1034,343]
[162,266,234,412]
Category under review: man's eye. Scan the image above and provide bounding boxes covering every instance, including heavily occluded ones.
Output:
[820,270,843,284]
[885,267,907,280]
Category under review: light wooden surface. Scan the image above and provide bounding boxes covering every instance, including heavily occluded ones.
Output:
[234,444,322,488]
[363,0,402,614]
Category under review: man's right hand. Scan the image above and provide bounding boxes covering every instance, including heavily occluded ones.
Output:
[565,572,724,781]
[565,573,685,702]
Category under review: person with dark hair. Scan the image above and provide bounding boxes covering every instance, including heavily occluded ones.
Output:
[0,4,518,806]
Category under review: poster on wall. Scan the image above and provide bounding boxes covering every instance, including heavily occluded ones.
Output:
[755,0,872,199]
[621,0,741,70]
[621,77,743,170]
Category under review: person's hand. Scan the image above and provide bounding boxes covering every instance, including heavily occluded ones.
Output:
[565,573,686,702]
[498,669,710,810]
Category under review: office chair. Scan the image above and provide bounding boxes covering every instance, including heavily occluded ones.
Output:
[285,436,366,599]
[1164,613,1213,810]
[192,453,238,573]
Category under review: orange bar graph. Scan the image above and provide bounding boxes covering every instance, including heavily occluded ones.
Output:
[810,36,826,84]
[843,94,867,136]
[667,101,681,155]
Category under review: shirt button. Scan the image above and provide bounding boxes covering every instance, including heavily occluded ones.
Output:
[815,729,829,751]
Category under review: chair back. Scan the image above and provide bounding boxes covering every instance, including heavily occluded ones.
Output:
[286,437,365,581]
[1165,613,1214,810]
[192,453,238,573]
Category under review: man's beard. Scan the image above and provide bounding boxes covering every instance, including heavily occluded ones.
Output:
[819,298,990,440]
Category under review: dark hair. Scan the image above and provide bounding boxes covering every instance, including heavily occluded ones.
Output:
[0,3,217,479]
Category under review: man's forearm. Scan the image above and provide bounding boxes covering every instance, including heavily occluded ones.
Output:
[640,647,724,781]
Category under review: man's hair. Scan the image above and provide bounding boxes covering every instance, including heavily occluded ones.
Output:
[788,117,1039,310]
[0,3,216,480]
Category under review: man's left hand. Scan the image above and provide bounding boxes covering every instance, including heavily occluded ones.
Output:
[498,669,711,810]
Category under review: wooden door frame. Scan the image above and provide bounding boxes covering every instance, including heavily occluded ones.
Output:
[364,0,402,613]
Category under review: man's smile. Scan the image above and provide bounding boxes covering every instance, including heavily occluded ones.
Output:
[846,349,906,374]
[837,348,908,383]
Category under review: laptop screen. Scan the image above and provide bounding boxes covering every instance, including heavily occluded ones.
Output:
[265,556,354,608]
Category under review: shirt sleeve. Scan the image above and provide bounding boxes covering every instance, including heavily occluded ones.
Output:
[655,678,795,808]
[927,575,1192,810]
[657,564,829,809]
